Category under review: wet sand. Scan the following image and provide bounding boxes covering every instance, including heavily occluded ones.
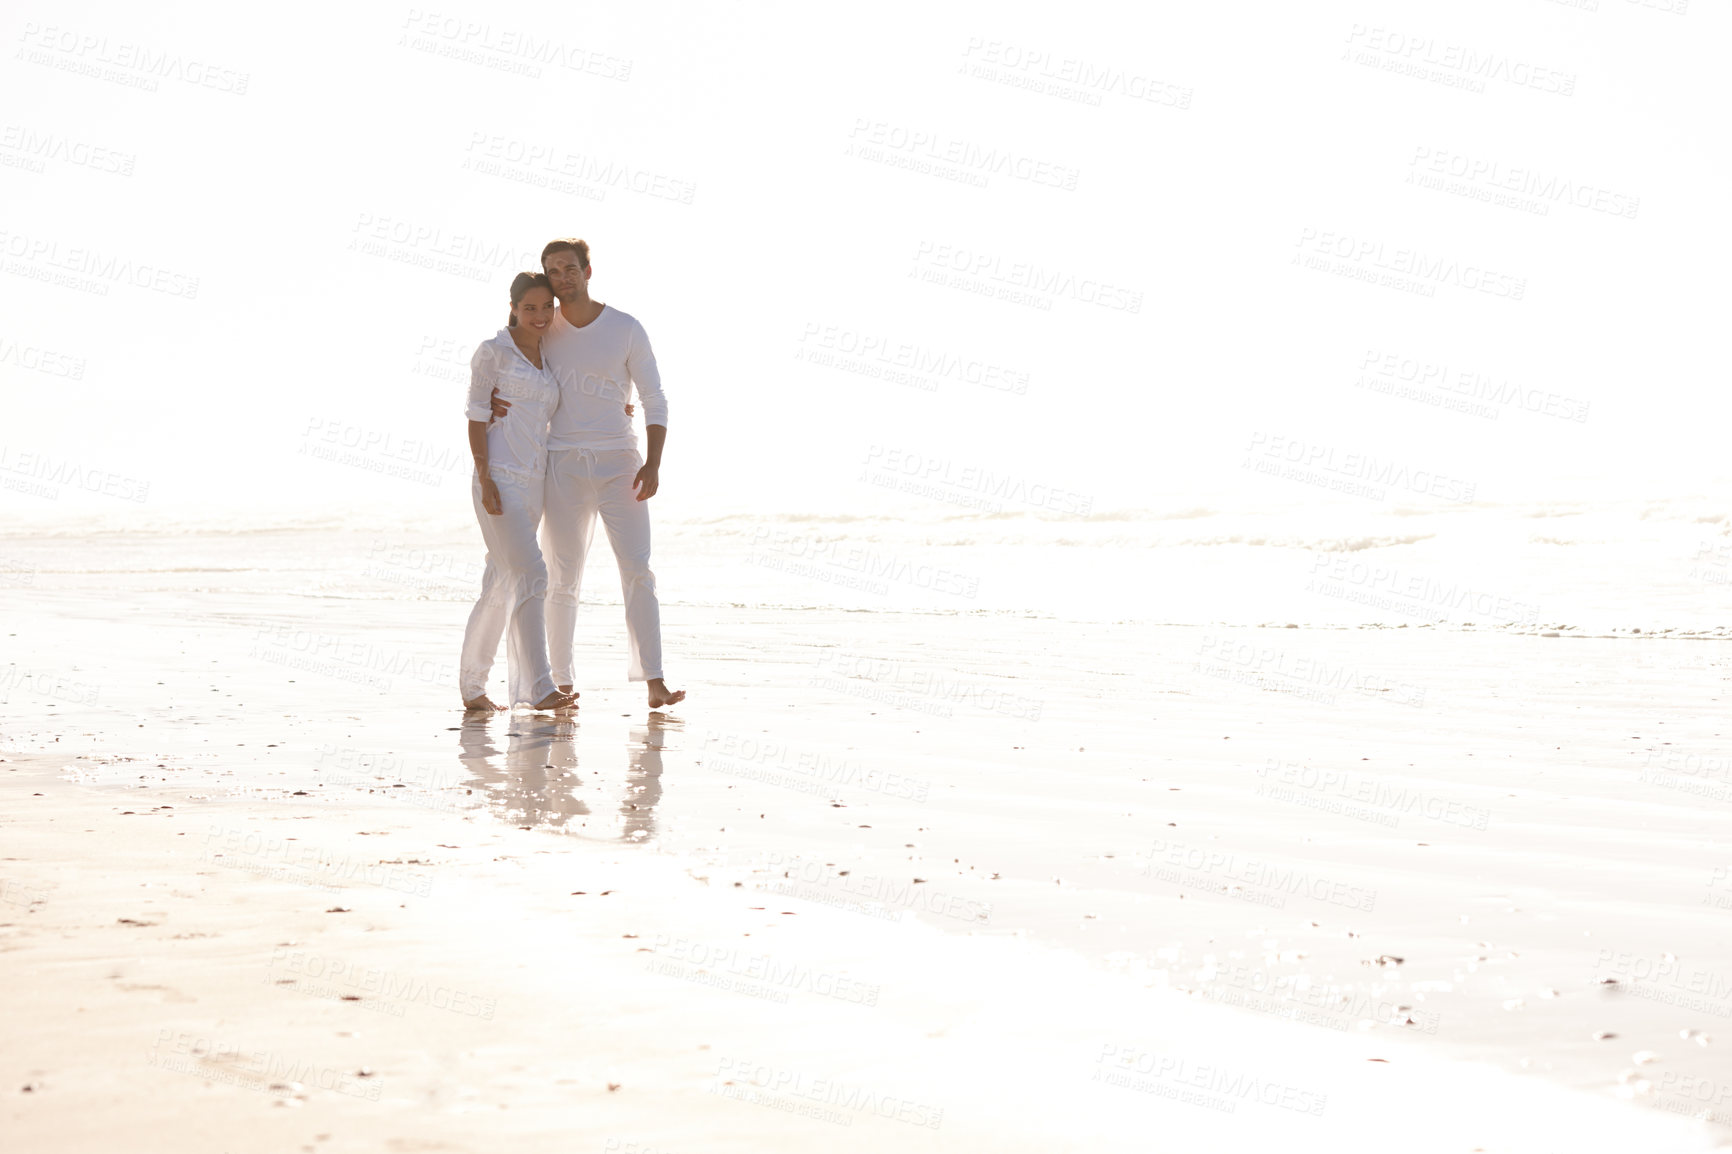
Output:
[4,565,1731,1151]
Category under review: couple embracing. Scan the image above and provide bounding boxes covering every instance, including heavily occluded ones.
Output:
[458,238,684,714]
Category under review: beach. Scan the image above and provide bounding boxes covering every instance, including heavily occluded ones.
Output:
[3,515,1731,1152]
[5,0,1729,1144]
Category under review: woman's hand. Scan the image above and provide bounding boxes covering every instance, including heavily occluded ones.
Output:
[625,403,635,416]
[479,475,504,516]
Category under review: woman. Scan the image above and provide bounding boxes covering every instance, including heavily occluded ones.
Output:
[459,272,576,714]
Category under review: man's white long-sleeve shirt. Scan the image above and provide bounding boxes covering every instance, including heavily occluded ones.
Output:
[542,305,667,453]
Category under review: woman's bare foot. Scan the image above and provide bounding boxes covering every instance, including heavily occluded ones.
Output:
[647,678,686,709]
[463,695,505,713]
[530,689,579,712]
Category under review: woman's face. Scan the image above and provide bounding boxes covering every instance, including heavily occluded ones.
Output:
[514,285,556,333]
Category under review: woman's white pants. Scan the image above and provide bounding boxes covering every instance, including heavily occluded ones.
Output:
[459,470,558,706]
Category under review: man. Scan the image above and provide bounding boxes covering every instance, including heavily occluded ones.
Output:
[493,238,684,709]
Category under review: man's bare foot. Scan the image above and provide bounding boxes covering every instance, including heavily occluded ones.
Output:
[647,678,686,709]
[463,695,505,713]
[529,689,579,712]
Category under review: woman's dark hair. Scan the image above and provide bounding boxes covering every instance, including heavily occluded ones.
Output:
[508,271,553,327]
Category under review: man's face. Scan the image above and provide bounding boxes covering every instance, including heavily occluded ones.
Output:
[543,251,588,301]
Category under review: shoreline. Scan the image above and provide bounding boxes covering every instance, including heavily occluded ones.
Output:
[3,569,1730,1149]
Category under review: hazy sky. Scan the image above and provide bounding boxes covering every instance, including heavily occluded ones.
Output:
[2,0,1726,523]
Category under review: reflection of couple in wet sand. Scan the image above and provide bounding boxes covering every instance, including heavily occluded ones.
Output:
[458,238,685,715]
[458,713,671,842]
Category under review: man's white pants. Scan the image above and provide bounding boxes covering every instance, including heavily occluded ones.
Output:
[459,472,558,706]
[541,446,663,683]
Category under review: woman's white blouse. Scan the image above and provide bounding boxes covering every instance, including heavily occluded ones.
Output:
[464,328,560,482]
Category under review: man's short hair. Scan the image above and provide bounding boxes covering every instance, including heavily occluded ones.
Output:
[541,238,590,269]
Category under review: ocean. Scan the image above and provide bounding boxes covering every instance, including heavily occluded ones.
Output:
[4,495,1727,634]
